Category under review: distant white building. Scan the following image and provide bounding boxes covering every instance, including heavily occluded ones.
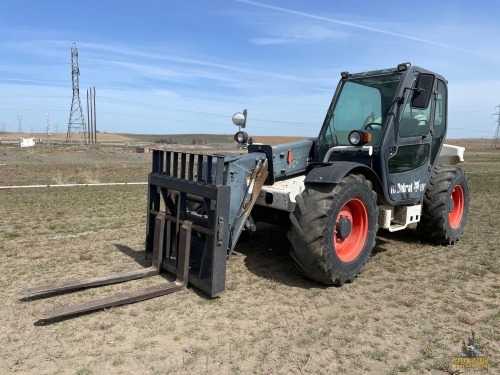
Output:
[18,137,35,147]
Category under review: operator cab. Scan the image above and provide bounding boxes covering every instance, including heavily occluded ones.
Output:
[315,63,448,206]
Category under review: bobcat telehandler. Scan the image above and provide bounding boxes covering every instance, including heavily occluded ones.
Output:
[22,62,469,320]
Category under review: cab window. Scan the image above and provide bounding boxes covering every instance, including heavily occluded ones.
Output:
[399,78,432,138]
[430,80,447,164]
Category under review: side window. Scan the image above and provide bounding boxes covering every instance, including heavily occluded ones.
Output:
[319,115,335,144]
[399,78,432,138]
[430,80,447,164]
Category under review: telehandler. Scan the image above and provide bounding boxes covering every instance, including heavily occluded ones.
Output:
[22,62,469,320]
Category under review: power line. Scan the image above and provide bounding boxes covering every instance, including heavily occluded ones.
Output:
[97,96,320,126]
[0,108,68,112]
[0,94,71,98]
[1,105,494,133]
[96,110,316,129]
[99,96,234,119]
[0,96,321,126]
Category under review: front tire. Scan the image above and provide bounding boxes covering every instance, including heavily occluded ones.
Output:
[417,165,470,244]
[288,174,378,285]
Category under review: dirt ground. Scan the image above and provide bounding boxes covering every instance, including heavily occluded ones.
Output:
[0,140,498,374]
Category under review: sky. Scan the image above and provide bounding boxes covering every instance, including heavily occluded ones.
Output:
[0,0,499,138]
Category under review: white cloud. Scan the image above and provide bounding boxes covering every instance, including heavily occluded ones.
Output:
[250,24,349,45]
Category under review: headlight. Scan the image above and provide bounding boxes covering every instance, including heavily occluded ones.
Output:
[234,131,249,144]
[348,130,363,146]
[348,130,372,146]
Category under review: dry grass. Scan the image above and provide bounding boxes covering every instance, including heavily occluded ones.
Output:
[0,143,498,374]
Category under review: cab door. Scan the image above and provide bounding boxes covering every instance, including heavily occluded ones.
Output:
[386,73,435,204]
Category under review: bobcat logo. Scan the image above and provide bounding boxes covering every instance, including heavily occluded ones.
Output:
[413,180,420,192]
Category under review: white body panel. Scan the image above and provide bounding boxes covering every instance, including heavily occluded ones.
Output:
[378,205,422,232]
[437,144,465,165]
[255,175,305,211]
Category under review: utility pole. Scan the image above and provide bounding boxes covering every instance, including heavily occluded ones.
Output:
[0,122,6,132]
[87,86,97,144]
[66,43,87,143]
[493,105,500,150]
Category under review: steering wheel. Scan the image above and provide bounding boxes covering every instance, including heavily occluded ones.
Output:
[363,122,382,130]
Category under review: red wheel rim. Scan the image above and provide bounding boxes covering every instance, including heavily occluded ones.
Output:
[449,185,464,229]
[333,198,368,262]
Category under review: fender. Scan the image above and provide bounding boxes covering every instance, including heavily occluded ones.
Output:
[305,161,382,190]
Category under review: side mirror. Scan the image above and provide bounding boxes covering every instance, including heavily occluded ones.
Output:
[411,74,434,109]
[232,109,247,128]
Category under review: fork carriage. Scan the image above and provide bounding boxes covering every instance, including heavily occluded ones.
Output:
[22,149,269,320]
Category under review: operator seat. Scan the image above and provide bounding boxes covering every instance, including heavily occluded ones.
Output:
[399,117,421,138]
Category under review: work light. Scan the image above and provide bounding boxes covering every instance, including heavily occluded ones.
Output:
[234,131,249,144]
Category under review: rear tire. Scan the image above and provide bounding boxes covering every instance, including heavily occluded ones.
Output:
[417,165,470,244]
[288,174,378,285]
